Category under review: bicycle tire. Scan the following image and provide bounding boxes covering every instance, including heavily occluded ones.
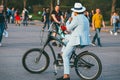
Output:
[22,48,50,73]
[75,51,102,80]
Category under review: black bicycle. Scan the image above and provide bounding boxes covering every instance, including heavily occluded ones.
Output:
[22,30,102,80]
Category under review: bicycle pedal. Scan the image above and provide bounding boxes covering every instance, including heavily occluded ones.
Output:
[56,60,63,66]
[57,59,63,63]
[70,66,74,68]
[53,72,57,76]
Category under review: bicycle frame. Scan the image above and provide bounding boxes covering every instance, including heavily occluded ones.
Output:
[40,31,91,67]
[42,31,77,63]
[22,29,102,80]
[41,31,66,64]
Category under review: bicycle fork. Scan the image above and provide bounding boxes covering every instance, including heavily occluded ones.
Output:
[35,53,42,63]
[35,49,44,63]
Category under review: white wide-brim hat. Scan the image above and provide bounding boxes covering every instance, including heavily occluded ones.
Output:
[71,3,86,13]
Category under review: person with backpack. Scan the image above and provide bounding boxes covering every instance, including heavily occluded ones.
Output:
[11,7,15,24]
[6,7,11,23]
[42,8,50,31]
[22,8,29,26]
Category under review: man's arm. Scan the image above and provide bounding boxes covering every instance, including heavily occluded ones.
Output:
[110,16,113,26]
[102,20,106,28]
[102,15,106,28]
[92,15,95,30]
[66,17,77,31]
[43,15,46,23]
[60,15,64,23]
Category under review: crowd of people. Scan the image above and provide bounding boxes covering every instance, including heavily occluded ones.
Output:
[41,6,120,36]
[4,7,29,26]
[40,3,120,80]
[0,2,120,80]
[0,4,29,46]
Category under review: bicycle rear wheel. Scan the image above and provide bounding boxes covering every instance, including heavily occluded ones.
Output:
[75,51,102,80]
[22,48,50,73]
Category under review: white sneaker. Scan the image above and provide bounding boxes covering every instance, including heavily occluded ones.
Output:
[91,42,96,46]
[3,30,8,37]
[114,32,117,36]
[5,33,8,37]
[0,43,2,47]
[110,30,113,35]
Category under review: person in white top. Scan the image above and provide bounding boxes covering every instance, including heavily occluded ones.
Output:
[110,12,120,35]
[22,8,28,26]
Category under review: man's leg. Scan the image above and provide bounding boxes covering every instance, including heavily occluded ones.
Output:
[96,28,102,46]
[52,23,59,46]
[0,34,2,43]
[92,29,97,46]
[113,23,117,33]
[62,44,74,78]
[0,25,5,46]
[47,21,50,30]
[42,21,46,31]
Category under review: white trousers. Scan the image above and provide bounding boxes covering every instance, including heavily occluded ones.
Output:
[62,43,74,74]
[61,34,75,74]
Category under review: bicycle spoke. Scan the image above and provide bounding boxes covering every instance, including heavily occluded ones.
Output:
[22,48,50,73]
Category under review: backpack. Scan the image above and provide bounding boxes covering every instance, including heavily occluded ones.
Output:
[24,11,28,18]
[7,10,11,16]
[116,18,120,23]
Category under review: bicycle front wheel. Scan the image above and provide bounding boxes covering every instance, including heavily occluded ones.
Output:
[75,51,102,80]
[22,48,50,73]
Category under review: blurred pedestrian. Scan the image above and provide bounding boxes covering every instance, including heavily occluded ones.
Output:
[84,11,90,22]
[64,9,71,22]
[15,9,21,26]
[41,8,46,22]
[0,5,7,46]
[11,7,15,24]
[110,11,120,35]
[6,7,11,23]
[91,8,105,47]
[84,11,91,36]
[22,8,29,26]
[42,8,50,31]
[89,10,95,27]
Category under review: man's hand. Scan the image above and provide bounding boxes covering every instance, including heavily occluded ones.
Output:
[68,17,73,22]
[102,21,106,28]
[64,30,71,34]
[92,26,95,31]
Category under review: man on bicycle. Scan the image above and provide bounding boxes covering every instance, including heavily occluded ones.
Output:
[57,3,91,80]
[51,5,64,46]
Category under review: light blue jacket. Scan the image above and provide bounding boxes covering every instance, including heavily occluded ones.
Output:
[66,14,91,46]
